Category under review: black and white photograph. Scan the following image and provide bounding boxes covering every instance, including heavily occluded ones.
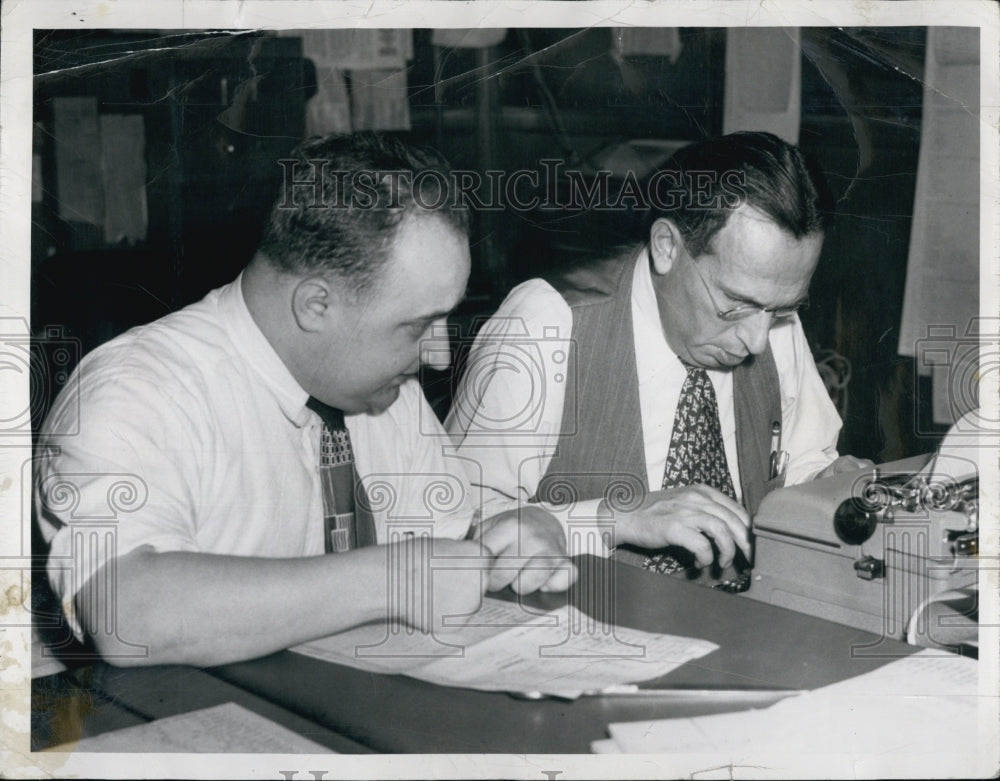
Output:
[1,1,998,778]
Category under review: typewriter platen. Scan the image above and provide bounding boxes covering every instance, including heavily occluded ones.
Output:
[745,425,980,651]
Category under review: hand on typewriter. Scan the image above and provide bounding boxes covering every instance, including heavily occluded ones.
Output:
[612,485,752,569]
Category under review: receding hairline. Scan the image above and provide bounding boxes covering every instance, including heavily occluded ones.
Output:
[369,208,471,285]
[258,201,469,293]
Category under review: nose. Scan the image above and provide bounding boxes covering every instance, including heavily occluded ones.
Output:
[420,318,453,371]
[735,311,772,356]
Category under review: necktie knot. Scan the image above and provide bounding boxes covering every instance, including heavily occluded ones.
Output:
[679,359,707,378]
[307,396,346,431]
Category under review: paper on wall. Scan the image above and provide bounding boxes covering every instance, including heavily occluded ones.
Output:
[898,26,981,427]
[723,28,802,144]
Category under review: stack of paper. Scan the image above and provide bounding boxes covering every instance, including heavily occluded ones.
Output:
[293,597,718,699]
[601,649,981,769]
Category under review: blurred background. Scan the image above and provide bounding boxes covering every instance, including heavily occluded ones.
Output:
[30,26,982,462]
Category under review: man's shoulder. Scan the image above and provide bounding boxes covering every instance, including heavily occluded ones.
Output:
[50,285,244,432]
[475,259,636,345]
[765,314,821,395]
[481,277,570,337]
[40,285,246,447]
[84,287,232,380]
[543,251,635,308]
[767,315,810,360]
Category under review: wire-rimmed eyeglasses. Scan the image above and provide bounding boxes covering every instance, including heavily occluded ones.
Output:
[687,256,808,322]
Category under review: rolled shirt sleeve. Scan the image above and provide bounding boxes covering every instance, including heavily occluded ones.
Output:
[36,362,205,637]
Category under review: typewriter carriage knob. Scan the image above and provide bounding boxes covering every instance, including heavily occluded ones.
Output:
[833,468,888,545]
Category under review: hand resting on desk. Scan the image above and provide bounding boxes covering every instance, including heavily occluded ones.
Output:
[475,505,578,594]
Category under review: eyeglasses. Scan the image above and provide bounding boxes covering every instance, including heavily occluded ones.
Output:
[687,256,808,322]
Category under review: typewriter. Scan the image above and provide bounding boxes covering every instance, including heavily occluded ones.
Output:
[745,415,981,651]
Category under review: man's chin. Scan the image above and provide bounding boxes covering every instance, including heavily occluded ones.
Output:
[364,384,403,415]
[718,352,748,368]
[692,348,747,370]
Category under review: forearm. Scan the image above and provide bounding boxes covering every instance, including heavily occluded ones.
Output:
[534,496,680,555]
[77,546,390,667]
[536,498,616,556]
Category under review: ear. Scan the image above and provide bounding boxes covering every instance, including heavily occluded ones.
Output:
[291,276,337,333]
[648,217,685,276]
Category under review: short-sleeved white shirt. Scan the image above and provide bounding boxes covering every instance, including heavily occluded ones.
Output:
[36,275,471,627]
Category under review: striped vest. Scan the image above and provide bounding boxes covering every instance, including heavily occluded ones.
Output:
[533,253,784,548]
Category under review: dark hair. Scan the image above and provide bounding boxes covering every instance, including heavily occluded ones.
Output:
[646,131,834,258]
[257,132,470,295]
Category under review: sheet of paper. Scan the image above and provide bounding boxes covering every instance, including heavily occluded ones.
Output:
[291,598,559,675]
[607,649,979,759]
[53,96,104,226]
[805,646,978,697]
[292,597,718,698]
[99,113,147,243]
[49,702,331,754]
[724,28,802,143]
[349,68,412,131]
[293,29,411,69]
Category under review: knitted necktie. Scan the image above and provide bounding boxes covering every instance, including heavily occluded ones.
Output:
[644,362,740,580]
[307,397,377,553]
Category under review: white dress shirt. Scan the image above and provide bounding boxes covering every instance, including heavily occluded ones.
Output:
[37,275,472,634]
[446,248,841,532]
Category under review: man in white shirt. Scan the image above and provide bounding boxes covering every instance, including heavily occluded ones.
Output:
[447,132,870,577]
[35,133,573,668]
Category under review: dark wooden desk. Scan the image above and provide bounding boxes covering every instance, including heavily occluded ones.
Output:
[32,664,372,753]
[33,555,920,754]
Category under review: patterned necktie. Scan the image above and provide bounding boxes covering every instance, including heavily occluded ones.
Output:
[644,362,738,576]
[307,397,377,553]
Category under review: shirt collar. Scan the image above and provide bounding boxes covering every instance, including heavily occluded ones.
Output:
[630,245,678,362]
[218,272,312,427]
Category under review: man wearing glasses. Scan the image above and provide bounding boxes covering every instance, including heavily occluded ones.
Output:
[447,132,869,577]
